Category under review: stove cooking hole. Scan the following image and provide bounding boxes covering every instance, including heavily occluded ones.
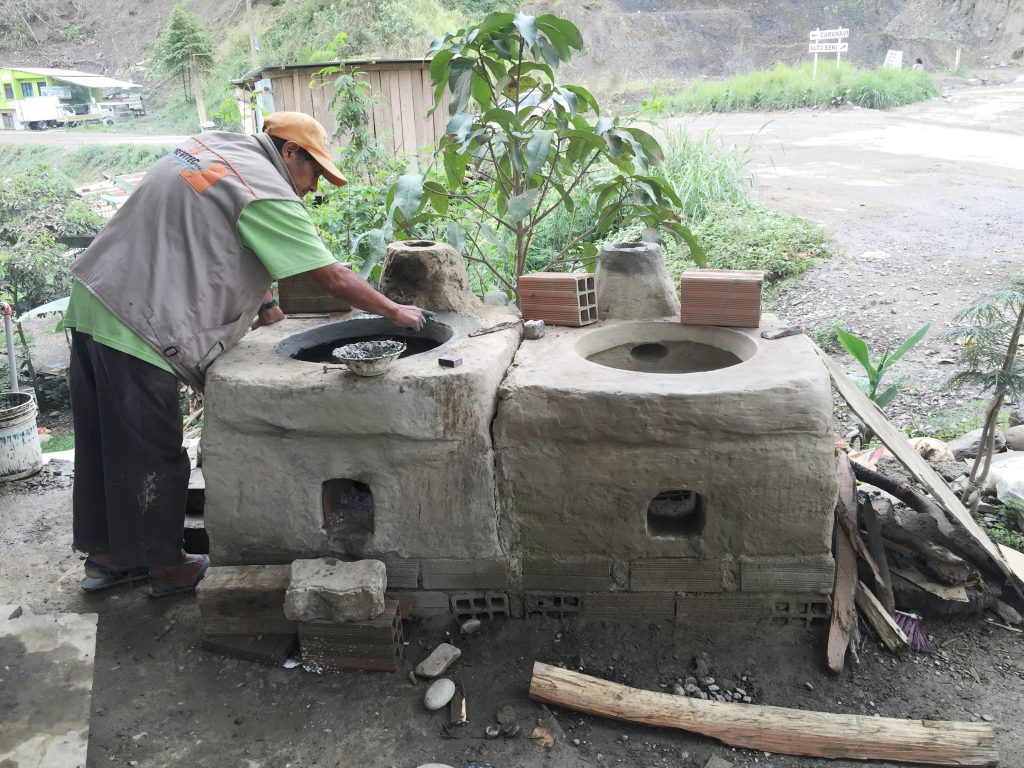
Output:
[322,479,374,534]
[630,343,669,362]
[647,489,705,537]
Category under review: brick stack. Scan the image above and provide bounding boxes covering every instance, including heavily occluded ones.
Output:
[196,565,298,665]
[679,269,764,327]
[518,272,598,327]
[298,599,403,672]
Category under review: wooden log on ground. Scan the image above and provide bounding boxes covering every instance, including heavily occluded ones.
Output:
[529,662,998,767]
[855,581,909,653]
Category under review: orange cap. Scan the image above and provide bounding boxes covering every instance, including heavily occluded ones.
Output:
[263,112,347,187]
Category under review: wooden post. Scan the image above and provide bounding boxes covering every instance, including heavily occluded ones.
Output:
[812,51,819,79]
[191,56,208,130]
[245,0,259,70]
[954,46,962,71]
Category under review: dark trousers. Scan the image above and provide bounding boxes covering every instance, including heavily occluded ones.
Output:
[70,330,190,569]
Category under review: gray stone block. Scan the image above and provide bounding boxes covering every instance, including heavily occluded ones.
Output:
[739,556,834,594]
[676,593,770,623]
[630,558,723,592]
[421,558,508,590]
[582,592,676,620]
[522,558,612,591]
[285,558,386,622]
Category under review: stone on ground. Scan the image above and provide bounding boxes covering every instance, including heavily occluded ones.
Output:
[284,558,386,622]
[424,678,456,711]
[415,642,461,678]
[704,757,734,768]
[948,427,1005,460]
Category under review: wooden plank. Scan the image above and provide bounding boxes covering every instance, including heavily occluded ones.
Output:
[410,66,431,163]
[397,67,418,163]
[828,453,859,674]
[892,565,970,602]
[855,580,909,653]
[998,543,1024,583]
[814,345,1022,597]
[363,69,383,146]
[310,73,334,137]
[273,74,291,112]
[0,613,98,767]
[386,71,404,154]
[529,662,999,767]
[861,498,896,614]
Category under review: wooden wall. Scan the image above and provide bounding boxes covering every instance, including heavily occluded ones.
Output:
[265,61,451,162]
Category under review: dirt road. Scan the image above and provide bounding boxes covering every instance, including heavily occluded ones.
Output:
[676,82,1024,433]
[3,86,1024,768]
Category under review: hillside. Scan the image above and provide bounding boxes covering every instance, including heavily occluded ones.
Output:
[0,0,1020,101]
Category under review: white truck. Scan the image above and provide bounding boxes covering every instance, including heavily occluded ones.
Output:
[14,95,105,129]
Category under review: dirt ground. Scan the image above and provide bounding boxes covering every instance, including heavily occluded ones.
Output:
[4,83,1024,768]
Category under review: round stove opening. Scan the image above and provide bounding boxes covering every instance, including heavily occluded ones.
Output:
[587,340,741,373]
[277,317,455,364]
[630,342,669,362]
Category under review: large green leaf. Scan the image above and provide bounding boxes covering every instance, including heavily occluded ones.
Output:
[526,130,554,175]
[514,12,538,49]
[536,14,584,49]
[355,229,388,278]
[883,323,929,368]
[874,384,901,409]
[507,189,541,222]
[393,174,423,220]
[677,225,706,267]
[447,221,467,253]
[445,112,474,141]
[477,12,516,36]
[429,49,453,87]
[836,328,877,378]
[448,56,476,115]
[621,126,665,164]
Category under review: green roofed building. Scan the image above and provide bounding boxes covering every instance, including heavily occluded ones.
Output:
[0,67,140,130]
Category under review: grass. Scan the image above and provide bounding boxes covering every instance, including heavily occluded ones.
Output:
[41,433,74,453]
[644,61,939,115]
[607,129,833,283]
[976,501,1024,551]
[0,144,170,185]
[909,400,1007,442]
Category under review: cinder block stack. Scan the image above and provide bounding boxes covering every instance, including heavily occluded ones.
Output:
[518,272,598,327]
[679,269,764,327]
[196,565,298,665]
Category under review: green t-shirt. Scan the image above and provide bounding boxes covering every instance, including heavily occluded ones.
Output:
[65,199,338,374]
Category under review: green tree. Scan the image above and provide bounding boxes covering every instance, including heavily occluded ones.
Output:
[0,167,100,314]
[365,12,703,297]
[151,4,215,102]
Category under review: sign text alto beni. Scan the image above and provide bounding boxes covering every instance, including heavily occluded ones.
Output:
[808,26,850,76]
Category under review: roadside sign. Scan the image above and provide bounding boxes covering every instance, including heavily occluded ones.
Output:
[883,50,903,69]
[808,27,850,77]
[809,28,849,40]
[809,42,849,53]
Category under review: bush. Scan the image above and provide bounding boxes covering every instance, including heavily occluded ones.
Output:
[646,61,938,114]
[658,130,751,222]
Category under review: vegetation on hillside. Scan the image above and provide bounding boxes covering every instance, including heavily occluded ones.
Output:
[644,61,938,115]
[0,144,169,185]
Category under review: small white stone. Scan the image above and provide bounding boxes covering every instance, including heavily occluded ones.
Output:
[460,618,482,635]
[424,678,456,711]
[415,643,461,678]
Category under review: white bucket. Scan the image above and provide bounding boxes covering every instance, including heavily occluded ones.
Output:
[0,392,43,481]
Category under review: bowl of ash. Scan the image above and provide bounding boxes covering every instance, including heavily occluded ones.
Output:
[331,339,407,377]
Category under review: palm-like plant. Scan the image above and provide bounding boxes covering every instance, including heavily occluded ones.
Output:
[942,279,1024,510]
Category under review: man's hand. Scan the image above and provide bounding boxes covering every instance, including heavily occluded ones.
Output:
[252,304,285,329]
[389,304,426,332]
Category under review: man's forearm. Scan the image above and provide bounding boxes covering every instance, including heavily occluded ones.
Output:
[309,263,400,317]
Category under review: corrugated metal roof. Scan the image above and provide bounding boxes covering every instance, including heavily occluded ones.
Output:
[12,67,139,90]
[235,58,431,84]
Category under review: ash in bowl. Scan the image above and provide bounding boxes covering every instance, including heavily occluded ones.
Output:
[332,340,407,361]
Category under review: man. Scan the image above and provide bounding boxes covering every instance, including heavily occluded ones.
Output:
[65,112,424,596]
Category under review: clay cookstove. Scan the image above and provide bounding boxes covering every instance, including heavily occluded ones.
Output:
[204,241,838,623]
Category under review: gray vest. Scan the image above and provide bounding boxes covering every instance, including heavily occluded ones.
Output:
[71,131,300,389]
